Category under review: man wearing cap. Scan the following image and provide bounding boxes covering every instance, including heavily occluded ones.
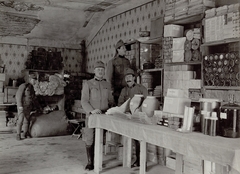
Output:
[16,73,41,140]
[118,68,148,106]
[81,60,115,171]
[118,68,147,168]
[106,39,131,104]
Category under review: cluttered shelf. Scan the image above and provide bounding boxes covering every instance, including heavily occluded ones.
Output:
[26,69,62,73]
[165,14,204,25]
[164,61,202,66]
[203,86,240,90]
[143,68,163,72]
[201,38,240,46]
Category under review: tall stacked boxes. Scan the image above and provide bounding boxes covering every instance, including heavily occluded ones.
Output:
[164,0,216,23]
[164,65,201,97]
[164,0,175,23]
[163,24,184,63]
[204,3,240,42]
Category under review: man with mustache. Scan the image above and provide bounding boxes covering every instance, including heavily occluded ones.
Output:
[118,68,147,167]
[81,60,115,170]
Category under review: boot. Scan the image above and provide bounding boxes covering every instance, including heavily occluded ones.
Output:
[22,124,29,139]
[85,144,94,170]
[131,140,140,167]
[16,134,21,141]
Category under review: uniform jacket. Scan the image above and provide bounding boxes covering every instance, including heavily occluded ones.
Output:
[106,55,131,90]
[16,83,36,110]
[118,83,148,106]
[81,78,115,115]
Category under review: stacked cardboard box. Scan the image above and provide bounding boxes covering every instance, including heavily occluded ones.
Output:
[164,0,216,23]
[164,65,200,97]
[163,25,184,63]
[204,3,240,42]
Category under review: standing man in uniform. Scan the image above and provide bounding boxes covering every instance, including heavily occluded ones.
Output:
[106,39,131,104]
[118,68,148,168]
[81,60,115,171]
[16,73,40,140]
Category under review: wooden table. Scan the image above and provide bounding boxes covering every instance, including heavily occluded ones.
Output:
[88,114,240,174]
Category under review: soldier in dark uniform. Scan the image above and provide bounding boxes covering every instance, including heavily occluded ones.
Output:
[106,39,131,103]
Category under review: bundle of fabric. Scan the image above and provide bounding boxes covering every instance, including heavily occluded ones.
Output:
[34,73,66,96]
[30,110,70,138]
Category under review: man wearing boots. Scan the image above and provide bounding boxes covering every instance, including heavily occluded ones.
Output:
[16,73,39,140]
[106,39,131,104]
[118,68,147,167]
[81,60,115,170]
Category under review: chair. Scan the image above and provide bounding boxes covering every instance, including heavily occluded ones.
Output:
[68,119,85,139]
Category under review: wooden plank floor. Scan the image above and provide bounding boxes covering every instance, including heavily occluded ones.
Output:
[0,133,174,174]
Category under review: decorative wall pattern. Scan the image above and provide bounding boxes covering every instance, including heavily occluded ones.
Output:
[86,0,164,73]
[0,43,83,85]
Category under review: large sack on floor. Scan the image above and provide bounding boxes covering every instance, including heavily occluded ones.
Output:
[30,110,70,138]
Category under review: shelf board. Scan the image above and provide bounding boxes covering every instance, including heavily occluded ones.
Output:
[201,38,240,46]
[164,61,201,66]
[143,68,163,72]
[204,86,240,90]
[26,69,62,73]
[165,14,204,25]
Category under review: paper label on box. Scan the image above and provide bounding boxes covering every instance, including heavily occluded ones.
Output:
[220,112,227,119]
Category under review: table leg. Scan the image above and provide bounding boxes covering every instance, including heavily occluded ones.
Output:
[123,136,132,168]
[139,141,147,174]
[94,128,103,174]
[175,153,183,174]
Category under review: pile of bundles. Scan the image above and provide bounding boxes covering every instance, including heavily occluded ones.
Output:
[33,74,66,96]
[163,24,202,63]
[204,3,240,42]
[164,0,216,23]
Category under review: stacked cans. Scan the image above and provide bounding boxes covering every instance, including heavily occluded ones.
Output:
[203,51,240,86]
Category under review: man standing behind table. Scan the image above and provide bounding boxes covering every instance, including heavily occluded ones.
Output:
[81,60,115,171]
[118,68,148,168]
[106,39,131,104]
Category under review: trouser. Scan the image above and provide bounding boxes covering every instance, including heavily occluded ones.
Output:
[82,116,106,146]
[134,139,140,161]
[113,87,122,104]
[16,108,31,135]
[82,116,95,146]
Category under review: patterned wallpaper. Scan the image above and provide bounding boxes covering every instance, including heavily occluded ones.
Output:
[0,43,83,85]
[85,0,164,73]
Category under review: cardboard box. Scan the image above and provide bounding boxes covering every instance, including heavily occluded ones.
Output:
[172,50,184,62]
[0,73,6,81]
[172,37,186,50]
[167,88,184,98]
[163,97,191,114]
[182,71,195,80]
[164,24,184,37]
